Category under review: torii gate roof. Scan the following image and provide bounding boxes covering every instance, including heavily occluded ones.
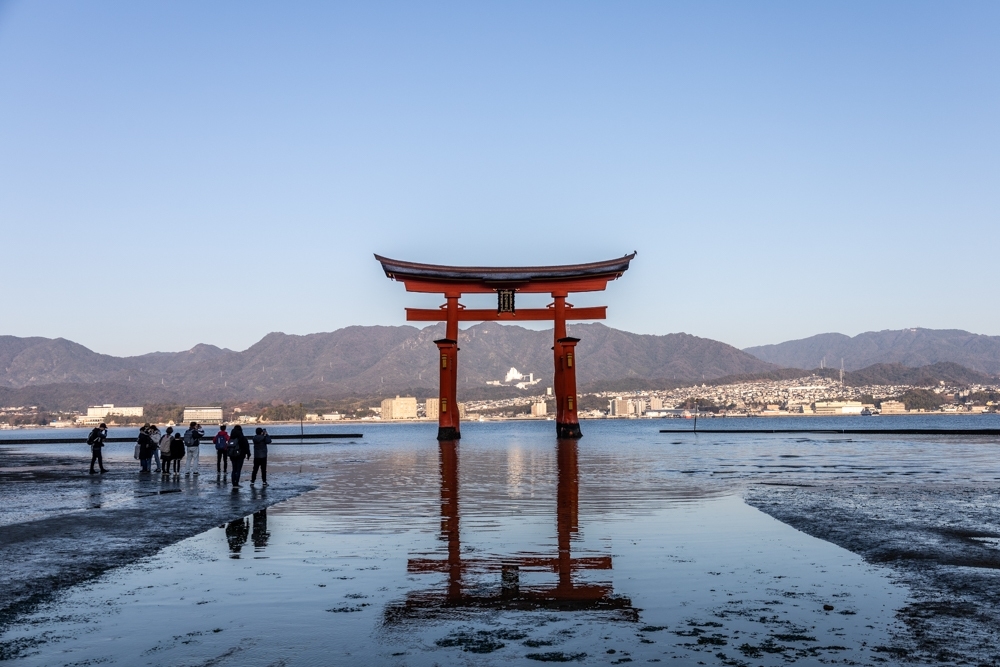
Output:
[375,252,636,293]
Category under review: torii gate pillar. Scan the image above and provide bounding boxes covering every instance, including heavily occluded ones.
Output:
[552,293,582,438]
[435,338,460,441]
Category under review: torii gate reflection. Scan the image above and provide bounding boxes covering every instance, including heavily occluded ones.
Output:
[384,441,637,622]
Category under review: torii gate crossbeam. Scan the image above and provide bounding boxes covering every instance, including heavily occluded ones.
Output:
[376,253,635,440]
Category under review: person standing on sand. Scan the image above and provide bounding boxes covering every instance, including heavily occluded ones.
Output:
[227,424,251,488]
[170,431,185,474]
[149,424,162,472]
[183,421,204,475]
[137,425,156,473]
[88,423,108,474]
[213,424,230,477]
[158,426,174,476]
[251,427,271,487]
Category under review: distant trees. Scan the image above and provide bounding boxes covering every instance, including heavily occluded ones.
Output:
[259,404,306,422]
[675,397,720,413]
[966,390,1000,405]
[892,389,946,412]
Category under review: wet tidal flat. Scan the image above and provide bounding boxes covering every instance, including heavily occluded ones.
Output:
[2,418,1000,666]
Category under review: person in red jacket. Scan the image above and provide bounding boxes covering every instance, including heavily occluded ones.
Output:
[213,424,230,477]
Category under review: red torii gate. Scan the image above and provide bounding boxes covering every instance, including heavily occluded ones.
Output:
[375,253,635,440]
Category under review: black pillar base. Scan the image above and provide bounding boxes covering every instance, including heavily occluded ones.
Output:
[556,422,583,439]
[437,427,461,441]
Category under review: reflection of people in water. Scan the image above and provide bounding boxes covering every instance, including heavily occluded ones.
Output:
[252,509,270,549]
[226,518,250,556]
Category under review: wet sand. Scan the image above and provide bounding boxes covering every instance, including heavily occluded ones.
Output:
[747,483,1000,665]
[0,447,315,639]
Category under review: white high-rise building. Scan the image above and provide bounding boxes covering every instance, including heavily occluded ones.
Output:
[381,396,418,420]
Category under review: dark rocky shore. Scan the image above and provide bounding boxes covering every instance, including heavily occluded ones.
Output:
[0,447,315,643]
[747,483,1000,666]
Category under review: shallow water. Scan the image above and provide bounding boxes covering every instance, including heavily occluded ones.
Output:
[3,418,999,665]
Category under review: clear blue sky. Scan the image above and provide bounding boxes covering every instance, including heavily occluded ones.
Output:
[1,1,997,356]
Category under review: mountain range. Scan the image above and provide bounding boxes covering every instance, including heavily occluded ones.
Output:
[0,324,776,409]
[744,328,1000,375]
[2,325,998,411]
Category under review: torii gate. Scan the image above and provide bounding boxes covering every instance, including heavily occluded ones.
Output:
[375,253,635,440]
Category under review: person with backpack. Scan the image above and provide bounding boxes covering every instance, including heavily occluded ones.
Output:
[251,427,271,487]
[169,431,185,474]
[158,426,174,476]
[213,424,230,477]
[183,421,205,475]
[87,423,108,474]
[227,424,251,488]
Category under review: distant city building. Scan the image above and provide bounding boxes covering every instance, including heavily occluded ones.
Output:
[87,404,143,418]
[183,407,224,424]
[609,397,630,417]
[649,396,664,410]
[813,401,863,415]
[425,398,440,420]
[78,404,143,424]
[381,396,418,420]
[486,367,542,390]
[530,401,547,417]
[632,398,647,415]
[321,413,343,421]
[880,400,908,415]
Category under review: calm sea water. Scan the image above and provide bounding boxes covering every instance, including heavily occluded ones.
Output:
[2,417,998,665]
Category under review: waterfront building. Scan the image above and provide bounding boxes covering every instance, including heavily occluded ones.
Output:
[77,404,143,424]
[183,407,224,424]
[381,396,418,420]
[649,396,664,410]
[813,401,863,415]
[531,401,548,417]
[609,398,630,417]
[87,404,143,418]
[425,398,440,420]
[880,400,908,415]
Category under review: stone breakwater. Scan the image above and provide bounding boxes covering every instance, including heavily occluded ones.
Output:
[0,447,315,633]
[746,483,1000,666]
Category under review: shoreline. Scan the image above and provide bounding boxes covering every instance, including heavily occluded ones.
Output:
[0,448,316,643]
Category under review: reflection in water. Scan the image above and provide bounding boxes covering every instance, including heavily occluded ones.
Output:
[386,440,636,622]
[225,511,270,556]
[225,518,249,557]
[252,509,270,550]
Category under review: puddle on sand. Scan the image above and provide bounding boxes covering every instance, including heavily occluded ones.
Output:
[1,439,906,666]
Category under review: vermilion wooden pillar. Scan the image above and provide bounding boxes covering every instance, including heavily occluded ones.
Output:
[435,338,460,440]
[556,337,582,439]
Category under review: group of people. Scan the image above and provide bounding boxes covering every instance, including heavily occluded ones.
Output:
[87,421,273,488]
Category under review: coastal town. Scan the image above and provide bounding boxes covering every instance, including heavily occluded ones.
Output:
[2,373,997,429]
